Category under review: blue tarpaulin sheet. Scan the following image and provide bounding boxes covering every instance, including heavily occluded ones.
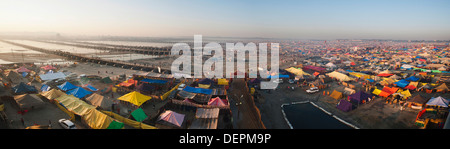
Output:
[66,87,92,98]
[405,76,420,81]
[394,79,409,88]
[183,86,213,95]
[86,84,98,91]
[267,75,290,79]
[141,79,168,84]
[58,81,77,91]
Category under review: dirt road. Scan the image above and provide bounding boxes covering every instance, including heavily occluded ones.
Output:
[229,78,265,129]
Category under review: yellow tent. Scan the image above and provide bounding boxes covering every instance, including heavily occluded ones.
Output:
[83,109,114,129]
[400,90,411,98]
[285,67,310,77]
[198,84,210,89]
[118,91,152,106]
[327,71,352,82]
[40,89,65,100]
[372,89,382,95]
[55,95,95,116]
[329,90,343,100]
[218,78,229,85]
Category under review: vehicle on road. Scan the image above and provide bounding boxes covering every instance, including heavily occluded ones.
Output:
[306,87,319,94]
[58,119,77,129]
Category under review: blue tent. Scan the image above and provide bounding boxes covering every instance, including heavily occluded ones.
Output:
[85,84,98,91]
[66,87,92,98]
[366,79,375,83]
[363,59,369,61]
[183,86,213,95]
[394,79,409,88]
[405,76,420,82]
[58,82,77,91]
[141,78,168,84]
[40,84,51,92]
[267,74,289,79]
[12,82,37,94]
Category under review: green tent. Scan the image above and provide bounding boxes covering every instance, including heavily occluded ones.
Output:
[106,120,124,129]
[131,108,148,122]
[102,77,113,84]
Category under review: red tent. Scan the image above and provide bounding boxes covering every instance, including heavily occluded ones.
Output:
[350,62,356,65]
[377,73,394,77]
[419,59,426,62]
[16,67,31,73]
[41,65,57,70]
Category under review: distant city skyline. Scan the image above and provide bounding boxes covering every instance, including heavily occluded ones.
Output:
[1,0,449,40]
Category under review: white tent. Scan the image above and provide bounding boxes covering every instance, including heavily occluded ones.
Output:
[325,62,336,68]
[426,96,449,107]
[39,72,66,81]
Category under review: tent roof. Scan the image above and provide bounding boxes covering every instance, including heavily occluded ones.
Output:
[40,88,65,100]
[58,81,77,91]
[131,108,148,122]
[435,83,449,91]
[117,91,152,106]
[16,67,31,73]
[13,94,44,109]
[55,94,95,116]
[158,110,185,127]
[349,91,371,104]
[327,71,352,81]
[12,82,37,94]
[337,99,352,112]
[408,95,427,104]
[207,97,227,106]
[85,93,113,109]
[40,65,57,70]
[66,87,93,99]
[183,86,213,95]
[141,78,168,84]
[39,72,66,81]
[426,96,449,107]
[330,90,343,100]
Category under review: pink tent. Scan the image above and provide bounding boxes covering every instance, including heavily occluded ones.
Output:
[208,97,228,106]
[41,65,57,70]
[158,110,185,127]
[16,66,31,73]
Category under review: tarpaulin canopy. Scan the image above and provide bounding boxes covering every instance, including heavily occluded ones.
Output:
[66,87,93,99]
[183,86,213,95]
[372,89,381,95]
[85,93,113,110]
[208,97,228,106]
[101,77,113,84]
[141,78,168,84]
[198,78,214,84]
[40,88,65,100]
[12,82,37,94]
[267,74,290,79]
[40,84,51,92]
[136,82,155,92]
[337,99,353,112]
[117,79,137,87]
[85,84,98,92]
[82,108,114,129]
[377,73,394,77]
[426,96,449,107]
[303,65,325,72]
[400,90,412,98]
[39,72,66,81]
[158,110,185,127]
[394,80,410,88]
[6,71,28,84]
[117,91,152,106]
[330,90,343,100]
[101,110,157,129]
[405,76,420,82]
[40,65,57,70]
[16,66,31,73]
[285,67,310,77]
[13,94,44,109]
[327,71,352,81]
[58,81,77,91]
[131,108,148,122]
[55,94,95,116]
[408,95,427,105]
[349,91,371,104]
[434,83,449,92]
[217,78,229,85]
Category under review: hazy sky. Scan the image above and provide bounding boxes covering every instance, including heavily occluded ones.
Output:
[1,0,449,40]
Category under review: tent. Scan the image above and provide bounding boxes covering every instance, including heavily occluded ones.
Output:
[136,82,155,92]
[407,95,427,107]
[337,99,353,112]
[217,78,229,85]
[349,91,371,104]
[158,110,185,128]
[6,71,28,84]
[400,90,412,98]
[58,81,78,91]
[40,89,65,100]
[325,62,336,68]
[183,86,213,95]
[101,77,113,84]
[13,94,44,110]
[40,65,57,70]
[372,89,382,95]
[190,108,219,129]
[177,90,197,99]
[377,73,394,77]
[66,87,93,99]
[267,74,290,79]
[16,66,31,73]
[326,71,352,82]
[434,83,449,92]
[117,91,152,106]
[39,72,66,81]
[40,84,51,92]
[394,80,409,88]
[141,78,168,84]
[329,90,343,100]
[198,78,214,85]
[85,84,98,92]
[207,97,228,106]
[426,96,449,107]
[131,108,148,122]
[405,76,420,82]
[55,94,95,116]
[285,67,310,77]
[85,93,113,110]
[12,82,37,94]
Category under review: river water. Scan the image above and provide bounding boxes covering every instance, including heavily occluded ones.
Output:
[282,103,353,129]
